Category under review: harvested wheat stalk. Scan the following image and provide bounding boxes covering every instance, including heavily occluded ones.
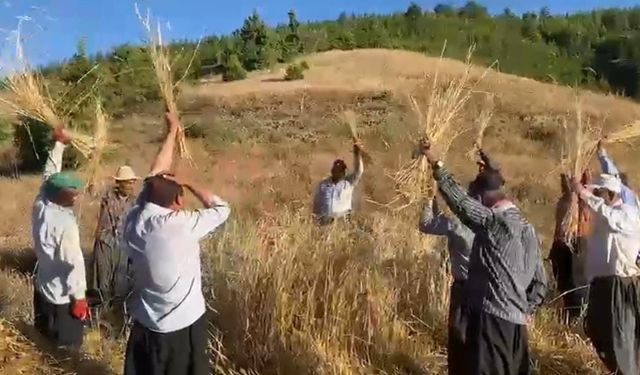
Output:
[341,110,372,163]
[466,94,494,160]
[560,96,601,248]
[0,70,94,157]
[85,98,110,195]
[136,5,195,163]
[389,44,489,209]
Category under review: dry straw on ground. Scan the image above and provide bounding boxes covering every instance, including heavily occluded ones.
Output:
[389,45,490,210]
[136,4,196,162]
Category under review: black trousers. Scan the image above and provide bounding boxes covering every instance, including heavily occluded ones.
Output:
[585,276,640,375]
[464,310,530,375]
[124,315,209,375]
[549,240,587,323]
[33,289,84,348]
[447,281,466,375]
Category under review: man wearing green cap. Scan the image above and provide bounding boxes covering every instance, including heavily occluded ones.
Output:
[32,126,90,349]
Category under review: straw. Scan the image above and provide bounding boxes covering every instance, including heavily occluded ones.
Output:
[85,97,110,195]
[341,110,372,163]
[135,4,196,163]
[388,44,492,209]
[0,33,94,157]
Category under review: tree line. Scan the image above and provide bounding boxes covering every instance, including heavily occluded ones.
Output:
[4,2,640,140]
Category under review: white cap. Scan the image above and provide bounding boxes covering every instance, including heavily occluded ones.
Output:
[113,165,140,181]
[587,174,622,194]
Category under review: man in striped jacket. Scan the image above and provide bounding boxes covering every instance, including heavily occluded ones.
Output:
[419,140,546,375]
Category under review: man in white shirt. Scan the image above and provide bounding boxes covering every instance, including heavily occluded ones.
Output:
[573,173,640,375]
[32,126,90,349]
[122,111,231,375]
[312,143,364,225]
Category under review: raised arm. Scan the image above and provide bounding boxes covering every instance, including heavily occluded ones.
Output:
[419,198,453,235]
[577,186,640,233]
[149,111,180,176]
[174,195,231,240]
[597,143,620,177]
[434,166,494,231]
[478,149,500,172]
[346,144,364,185]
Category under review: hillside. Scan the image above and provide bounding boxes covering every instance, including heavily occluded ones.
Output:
[1,49,638,373]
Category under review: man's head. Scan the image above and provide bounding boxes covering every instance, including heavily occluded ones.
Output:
[331,159,347,182]
[144,175,185,210]
[587,174,621,206]
[469,169,506,207]
[44,172,83,208]
[113,165,139,197]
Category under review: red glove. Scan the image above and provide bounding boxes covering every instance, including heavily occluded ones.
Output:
[70,299,91,321]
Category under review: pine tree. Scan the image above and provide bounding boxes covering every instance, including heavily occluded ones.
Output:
[282,10,304,61]
[239,11,270,70]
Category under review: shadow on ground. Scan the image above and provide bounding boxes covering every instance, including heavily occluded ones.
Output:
[16,321,114,375]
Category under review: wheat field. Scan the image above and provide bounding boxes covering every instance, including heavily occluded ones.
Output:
[2,49,638,373]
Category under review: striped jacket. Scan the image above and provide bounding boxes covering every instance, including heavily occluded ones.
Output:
[435,166,547,325]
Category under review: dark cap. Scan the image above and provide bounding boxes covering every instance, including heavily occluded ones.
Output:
[332,159,347,171]
[469,169,505,196]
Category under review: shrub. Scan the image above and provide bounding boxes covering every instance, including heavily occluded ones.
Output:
[184,122,209,139]
[284,61,309,81]
[13,117,81,172]
[223,54,248,82]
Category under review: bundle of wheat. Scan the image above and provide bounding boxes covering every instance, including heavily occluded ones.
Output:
[603,120,640,146]
[0,34,94,157]
[560,96,601,247]
[136,5,196,162]
[389,45,490,209]
[341,110,372,163]
[85,98,110,196]
[0,69,94,157]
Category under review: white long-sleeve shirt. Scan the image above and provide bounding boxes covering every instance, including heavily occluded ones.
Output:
[123,187,231,333]
[32,142,86,304]
[313,153,364,219]
[580,189,640,282]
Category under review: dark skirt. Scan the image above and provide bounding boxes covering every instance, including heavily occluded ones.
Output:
[33,289,84,348]
[549,240,588,323]
[124,314,209,375]
[448,280,466,375]
[464,310,530,375]
[585,276,640,375]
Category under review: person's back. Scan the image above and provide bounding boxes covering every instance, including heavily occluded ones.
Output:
[465,203,538,324]
[125,201,229,332]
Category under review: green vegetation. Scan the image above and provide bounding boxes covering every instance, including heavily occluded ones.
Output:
[284,60,309,81]
[8,2,640,118]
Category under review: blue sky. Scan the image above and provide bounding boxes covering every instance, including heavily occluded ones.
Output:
[0,0,638,66]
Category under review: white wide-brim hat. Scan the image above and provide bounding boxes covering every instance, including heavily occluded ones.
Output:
[113,165,140,181]
[586,173,622,194]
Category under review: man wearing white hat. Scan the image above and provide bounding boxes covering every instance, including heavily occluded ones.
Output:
[573,173,640,375]
[91,165,140,335]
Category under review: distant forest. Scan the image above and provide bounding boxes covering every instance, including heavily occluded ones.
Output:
[8,2,640,120]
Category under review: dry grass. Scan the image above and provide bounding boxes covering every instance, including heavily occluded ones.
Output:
[341,110,372,163]
[136,4,194,162]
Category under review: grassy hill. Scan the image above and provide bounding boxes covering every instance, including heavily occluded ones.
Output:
[1,49,638,373]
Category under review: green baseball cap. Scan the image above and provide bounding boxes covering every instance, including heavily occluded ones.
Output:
[44,172,84,196]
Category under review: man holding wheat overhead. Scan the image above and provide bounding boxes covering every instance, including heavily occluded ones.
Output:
[418,139,546,375]
[32,126,90,349]
[312,142,364,225]
[122,110,231,375]
[417,147,501,375]
[572,173,640,375]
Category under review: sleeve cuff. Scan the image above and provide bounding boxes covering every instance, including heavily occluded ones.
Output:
[209,195,228,207]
